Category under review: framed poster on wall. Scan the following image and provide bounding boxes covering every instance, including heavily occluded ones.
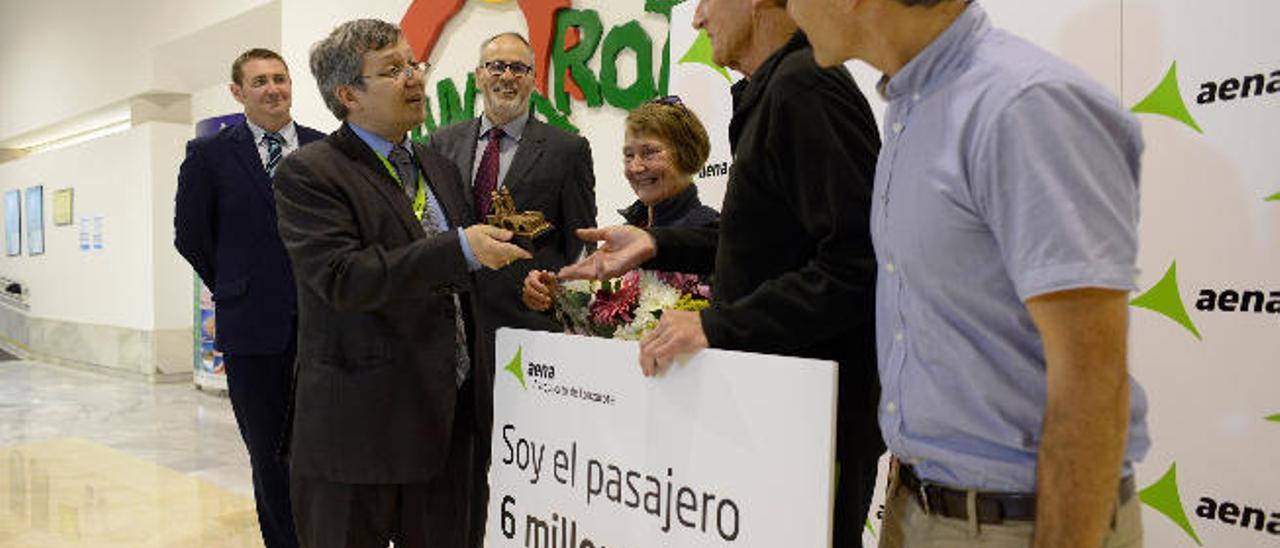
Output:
[4,190,19,256]
[53,188,73,226]
[26,186,43,255]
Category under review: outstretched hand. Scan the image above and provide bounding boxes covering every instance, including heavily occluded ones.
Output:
[557,225,657,281]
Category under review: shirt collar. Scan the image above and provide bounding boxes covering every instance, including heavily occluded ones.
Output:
[246,119,297,145]
[879,1,989,102]
[347,121,413,159]
[479,110,531,142]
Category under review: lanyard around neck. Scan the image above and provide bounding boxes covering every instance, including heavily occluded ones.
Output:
[375,150,428,221]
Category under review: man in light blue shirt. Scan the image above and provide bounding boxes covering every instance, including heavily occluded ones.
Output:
[787,0,1149,546]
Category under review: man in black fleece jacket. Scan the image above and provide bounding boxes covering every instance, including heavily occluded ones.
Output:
[555,1,883,545]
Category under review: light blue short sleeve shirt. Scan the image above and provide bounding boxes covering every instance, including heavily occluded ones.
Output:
[872,2,1151,492]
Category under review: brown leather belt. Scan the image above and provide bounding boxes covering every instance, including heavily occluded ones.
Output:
[898,464,1135,525]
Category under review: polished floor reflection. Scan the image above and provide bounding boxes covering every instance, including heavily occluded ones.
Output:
[0,360,262,546]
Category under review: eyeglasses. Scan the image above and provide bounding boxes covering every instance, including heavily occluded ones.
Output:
[482,60,533,77]
[648,95,687,109]
[623,145,667,164]
[362,61,430,81]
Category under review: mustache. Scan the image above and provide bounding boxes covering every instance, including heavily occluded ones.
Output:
[488,82,519,93]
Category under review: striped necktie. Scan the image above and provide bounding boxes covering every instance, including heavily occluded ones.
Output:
[262,132,284,176]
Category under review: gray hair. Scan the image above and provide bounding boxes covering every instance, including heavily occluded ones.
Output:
[310,19,402,120]
[478,32,535,65]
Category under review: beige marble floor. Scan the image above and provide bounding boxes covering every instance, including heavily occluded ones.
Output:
[0,360,262,546]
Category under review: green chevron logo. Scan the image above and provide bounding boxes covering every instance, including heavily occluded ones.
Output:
[678,29,731,82]
[1266,192,1280,202]
[1140,462,1202,545]
[1133,61,1203,134]
[1131,261,1202,340]
[504,346,527,390]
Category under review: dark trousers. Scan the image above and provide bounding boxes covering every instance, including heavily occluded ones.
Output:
[833,453,881,548]
[224,340,299,548]
[291,378,476,548]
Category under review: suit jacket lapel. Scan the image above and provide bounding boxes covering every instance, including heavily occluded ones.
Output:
[445,118,482,213]
[230,123,277,210]
[503,117,546,191]
[297,124,324,146]
[415,142,469,228]
[331,124,425,239]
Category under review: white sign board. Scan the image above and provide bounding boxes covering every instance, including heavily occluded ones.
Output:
[489,328,838,547]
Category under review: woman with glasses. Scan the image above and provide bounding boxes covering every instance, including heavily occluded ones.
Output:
[616,97,719,229]
[520,96,718,312]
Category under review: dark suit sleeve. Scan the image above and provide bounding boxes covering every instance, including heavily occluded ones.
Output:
[645,225,719,275]
[555,136,598,265]
[173,140,218,287]
[273,154,471,313]
[700,75,879,352]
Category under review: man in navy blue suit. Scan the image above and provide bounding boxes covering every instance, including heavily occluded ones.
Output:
[174,48,324,548]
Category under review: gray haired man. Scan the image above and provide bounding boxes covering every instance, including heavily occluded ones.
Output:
[273,19,529,548]
[786,1,1149,546]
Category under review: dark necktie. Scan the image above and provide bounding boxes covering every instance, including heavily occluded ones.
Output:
[386,146,419,201]
[473,127,505,220]
[262,132,284,176]
[388,145,470,386]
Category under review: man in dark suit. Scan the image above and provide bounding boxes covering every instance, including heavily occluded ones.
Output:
[555,3,882,547]
[272,19,529,548]
[427,31,596,548]
[174,47,323,548]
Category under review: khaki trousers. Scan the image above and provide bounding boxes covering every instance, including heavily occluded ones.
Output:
[878,466,1142,548]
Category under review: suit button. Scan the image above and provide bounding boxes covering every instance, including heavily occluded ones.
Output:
[442,307,455,320]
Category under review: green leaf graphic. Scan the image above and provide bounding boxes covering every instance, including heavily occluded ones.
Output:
[1130,261,1201,340]
[1266,413,1280,423]
[1265,192,1280,202]
[504,346,526,390]
[678,29,731,82]
[1139,463,1202,545]
[644,0,684,17]
[1132,61,1203,134]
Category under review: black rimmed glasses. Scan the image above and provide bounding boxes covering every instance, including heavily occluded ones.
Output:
[482,60,533,77]
[362,61,430,81]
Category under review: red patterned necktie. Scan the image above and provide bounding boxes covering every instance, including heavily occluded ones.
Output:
[473,127,505,220]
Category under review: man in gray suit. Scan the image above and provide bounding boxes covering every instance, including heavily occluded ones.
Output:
[273,19,529,548]
[428,31,597,548]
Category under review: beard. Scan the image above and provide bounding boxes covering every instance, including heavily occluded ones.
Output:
[483,81,530,123]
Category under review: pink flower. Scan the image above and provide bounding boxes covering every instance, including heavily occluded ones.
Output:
[590,272,640,326]
[656,271,712,300]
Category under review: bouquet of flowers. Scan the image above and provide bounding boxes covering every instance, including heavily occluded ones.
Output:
[553,270,712,340]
